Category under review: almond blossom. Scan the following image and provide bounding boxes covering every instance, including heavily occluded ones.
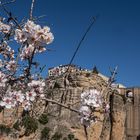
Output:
[20,44,34,60]
[0,90,25,109]
[80,89,104,126]
[12,90,25,103]
[22,100,31,111]
[0,21,11,34]
[26,90,36,101]
[28,80,45,94]
[14,20,54,60]
[0,96,16,109]
[0,14,53,112]
[0,71,7,87]
[81,89,102,108]
[6,60,16,71]
[14,29,27,43]
[0,41,15,59]
[80,106,91,127]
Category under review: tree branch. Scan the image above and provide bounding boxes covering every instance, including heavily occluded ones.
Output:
[29,0,35,20]
[0,0,15,6]
[43,98,80,114]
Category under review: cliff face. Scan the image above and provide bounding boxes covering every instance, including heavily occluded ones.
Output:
[0,71,126,140]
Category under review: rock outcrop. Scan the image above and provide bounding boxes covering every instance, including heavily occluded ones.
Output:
[0,70,126,140]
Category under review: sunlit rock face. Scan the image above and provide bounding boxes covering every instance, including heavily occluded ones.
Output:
[0,70,126,140]
[45,70,126,140]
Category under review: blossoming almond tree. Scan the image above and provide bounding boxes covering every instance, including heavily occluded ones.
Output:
[0,0,54,112]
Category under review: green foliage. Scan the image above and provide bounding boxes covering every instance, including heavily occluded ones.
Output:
[22,115,38,136]
[68,134,75,140]
[41,127,50,140]
[38,113,48,125]
[0,106,4,113]
[13,120,20,131]
[67,133,79,140]
[0,124,11,135]
[92,66,99,74]
[86,72,91,77]
[51,132,63,140]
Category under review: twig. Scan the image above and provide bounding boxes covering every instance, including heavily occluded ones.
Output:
[43,98,80,114]
[33,15,46,22]
[0,0,15,6]
[29,0,35,20]
[101,66,118,100]
[65,16,97,75]
[26,47,36,78]
[108,66,118,86]
[0,4,24,77]
[48,16,98,81]
[100,66,118,139]
[84,125,88,140]
[0,3,21,29]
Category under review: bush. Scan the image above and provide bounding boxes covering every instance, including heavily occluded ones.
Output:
[68,134,75,140]
[67,133,79,140]
[41,127,50,140]
[51,132,63,140]
[38,113,48,125]
[13,120,20,131]
[21,115,38,136]
[86,73,91,77]
[0,124,11,135]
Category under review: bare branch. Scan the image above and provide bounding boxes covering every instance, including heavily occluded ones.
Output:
[33,15,46,22]
[43,98,80,114]
[108,66,118,86]
[0,0,15,6]
[101,66,118,99]
[0,4,22,29]
[29,0,35,20]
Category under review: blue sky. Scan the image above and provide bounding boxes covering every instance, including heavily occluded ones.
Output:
[1,0,140,87]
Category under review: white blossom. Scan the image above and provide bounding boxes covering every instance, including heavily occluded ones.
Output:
[0,71,7,87]
[14,29,27,43]
[28,80,45,94]
[0,96,16,109]
[14,90,25,103]
[22,100,31,111]
[80,105,91,117]
[6,60,16,71]
[20,44,34,60]
[80,89,103,126]
[14,20,54,60]
[81,89,102,107]
[26,90,36,101]
[0,21,11,34]
[0,14,54,112]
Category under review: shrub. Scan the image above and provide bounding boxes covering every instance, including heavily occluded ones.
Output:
[38,113,48,125]
[51,132,63,140]
[13,120,20,131]
[68,134,75,140]
[0,124,11,135]
[21,115,38,136]
[41,127,50,140]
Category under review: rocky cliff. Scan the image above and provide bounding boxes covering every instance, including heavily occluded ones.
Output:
[0,70,126,140]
